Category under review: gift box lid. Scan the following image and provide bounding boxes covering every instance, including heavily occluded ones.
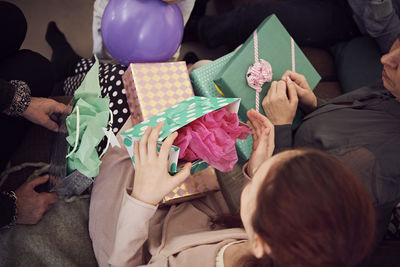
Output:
[190,51,236,97]
[214,14,321,123]
[122,61,194,121]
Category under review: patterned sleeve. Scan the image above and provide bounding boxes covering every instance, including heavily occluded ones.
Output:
[2,80,31,116]
[0,191,18,228]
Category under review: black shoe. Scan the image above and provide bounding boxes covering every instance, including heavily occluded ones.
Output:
[183,52,199,65]
[45,21,80,81]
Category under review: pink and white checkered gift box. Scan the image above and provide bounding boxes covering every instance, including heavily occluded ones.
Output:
[122,61,194,125]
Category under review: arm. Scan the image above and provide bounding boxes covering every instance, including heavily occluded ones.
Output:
[108,192,157,267]
[245,109,274,178]
[0,78,68,131]
[261,78,299,155]
[1,175,58,228]
[274,125,293,154]
[1,79,31,116]
[0,191,17,228]
[109,123,191,266]
[349,0,400,53]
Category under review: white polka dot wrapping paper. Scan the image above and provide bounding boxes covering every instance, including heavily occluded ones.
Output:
[120,96,241,205]
[120,96,241,175]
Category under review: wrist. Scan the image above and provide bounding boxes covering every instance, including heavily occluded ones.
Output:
[272,119,293,126]
[1,191,18,229]
[3,80,31,117]
[131,190,159,206]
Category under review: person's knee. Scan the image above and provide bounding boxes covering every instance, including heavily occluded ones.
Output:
[0,49,55,97]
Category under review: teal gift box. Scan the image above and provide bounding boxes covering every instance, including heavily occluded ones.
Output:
[190,52,235,97]
[121,96,241,175]
[190,52,253,162]
[214,14,321,126]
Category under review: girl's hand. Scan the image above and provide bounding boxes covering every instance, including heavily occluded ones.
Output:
[246,109,275,178]
[131,122,192,206]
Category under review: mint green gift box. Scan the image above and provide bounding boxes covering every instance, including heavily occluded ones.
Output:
[214,14,321,127]
[121,96,242,175]
[189,52,253,162]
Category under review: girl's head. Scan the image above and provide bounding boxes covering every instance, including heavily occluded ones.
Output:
[240,149,375,267]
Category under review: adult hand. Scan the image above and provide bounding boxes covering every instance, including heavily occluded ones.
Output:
[262,80,298,125]
[281,71,317,114]
[15,175,58,225]
[162,0,183,4]
[22,97,68,132]
[246,109,275,178]
[131,122,192,206]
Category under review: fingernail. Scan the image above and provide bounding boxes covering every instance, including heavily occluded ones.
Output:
[287,77,292,83]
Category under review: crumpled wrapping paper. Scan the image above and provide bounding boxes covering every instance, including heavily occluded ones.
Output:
[173,108,250,172]
[66,57,110,178]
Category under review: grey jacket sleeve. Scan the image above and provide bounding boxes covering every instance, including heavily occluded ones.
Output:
[348,0,400,53]
[274,124,293,154]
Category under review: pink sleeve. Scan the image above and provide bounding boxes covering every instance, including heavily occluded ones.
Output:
[109,191,158,267]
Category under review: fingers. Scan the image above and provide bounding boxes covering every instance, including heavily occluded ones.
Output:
[266,81,276,101]
[248,108,272,128]
[139,126,152,160]
[267,80,288,100]
[286,79,299,106]
[256,127,271,153]
[148,122,163,159]
[49,100,68,115]
[276,80,287,98]
[42,116,60,132]
[134,140,140,165]
[246,120,255,135]
[250,113,263,138]
[160,132,178,162]
[271,81,278,95]
[171,162,192,187]
[27,175,50,189]
[281,71,310,89]
[41,192,59,207]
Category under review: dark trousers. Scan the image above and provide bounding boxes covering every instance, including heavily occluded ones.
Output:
[198,0,360,50]
[0,2,56,171]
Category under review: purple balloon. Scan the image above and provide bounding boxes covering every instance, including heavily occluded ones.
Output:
[101,0,184,65]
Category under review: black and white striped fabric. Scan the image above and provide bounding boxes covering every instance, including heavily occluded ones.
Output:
[62,58,130,155]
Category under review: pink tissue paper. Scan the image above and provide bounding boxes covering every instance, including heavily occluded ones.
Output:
[173,108,250,172]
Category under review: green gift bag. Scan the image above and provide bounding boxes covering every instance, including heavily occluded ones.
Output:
[189,52,253,162]
[121,96,242,175]
[214,14,321,127]
[50,57,112,196]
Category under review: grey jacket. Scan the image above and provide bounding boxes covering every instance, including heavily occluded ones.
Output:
[275,83,400,241]
[348,0,400,52]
